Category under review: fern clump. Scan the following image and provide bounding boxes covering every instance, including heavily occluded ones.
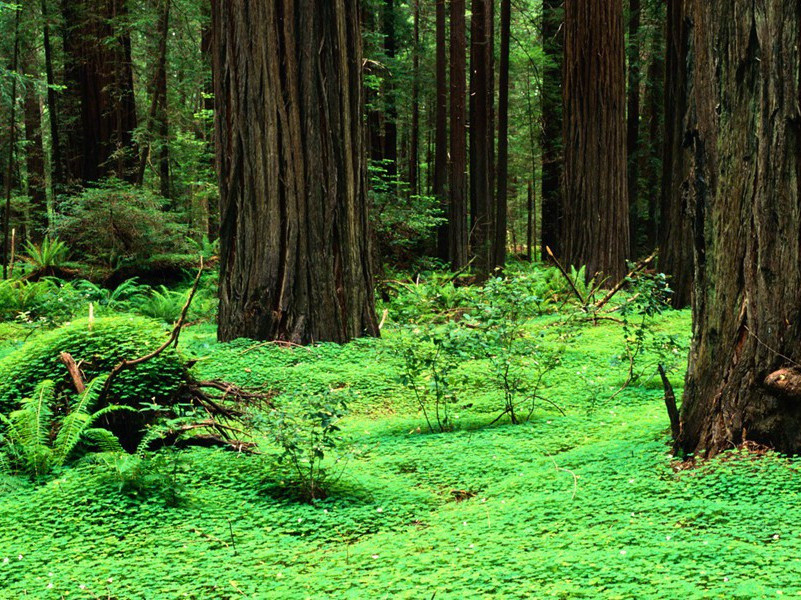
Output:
[0,315,187,414]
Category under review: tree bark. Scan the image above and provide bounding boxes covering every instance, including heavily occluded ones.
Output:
[409,0,420,197]
[562,0,630,282]
[434,0,449,261]
[626,0,641,253]
[642,4,665,252]
[493,0,511,269]
[21,53,47,241]
[659,0,694,307]
[212,0,379,344]
[470,0,493,277]
[61,0,138,185]
[41,0,62,195]
[449,0,468,269]
[679,0,801,457]
[540,0,563,257]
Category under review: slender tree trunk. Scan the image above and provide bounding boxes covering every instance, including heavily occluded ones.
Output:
[679,0,801,457]
[3,7,20,279]
[41,0,62,195]
[212,0,378,344]
[642,6,665,251]
[526,181,534,261]
[22,54,47,241]
[540,0,563,256]
[659,0,694,307]
[383,0,398,176]
[409,0,420,197]
[626,0,641,254]
[470,0,493,276]
[562,0,630,282]
[434,0,449,261]
[61,0,138,184]
[493,0,511,269]
[449,0,468,269]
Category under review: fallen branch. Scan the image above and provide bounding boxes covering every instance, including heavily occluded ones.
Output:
[658,364,681,442]
[99,257,203,403]
[545,246,586,307]
[595,251,656,311]
[59,352,86,393]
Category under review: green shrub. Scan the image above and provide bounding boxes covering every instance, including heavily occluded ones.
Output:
[0,315,187,414]
[53,178,189,269]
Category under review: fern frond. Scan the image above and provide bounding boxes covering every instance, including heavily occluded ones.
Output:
[53,376,108,465]
[82,428,125,453]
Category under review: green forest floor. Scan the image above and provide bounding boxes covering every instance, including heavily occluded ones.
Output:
[1,269,801,598]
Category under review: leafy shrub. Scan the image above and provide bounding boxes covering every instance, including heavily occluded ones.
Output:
[53,178,189,269]
[0,315,186,414]
[134,285,187,323]
[72,278,150,313]
[0,377,131,478]
[21,236,75,274]
[258,388,353,503]
[0,277,89,326]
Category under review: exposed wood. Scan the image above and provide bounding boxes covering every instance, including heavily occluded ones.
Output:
[59,352,86,394]
[764,369,801,401]
[659,364,680,443]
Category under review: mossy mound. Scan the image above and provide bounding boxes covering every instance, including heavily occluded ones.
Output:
[0,315,187,414]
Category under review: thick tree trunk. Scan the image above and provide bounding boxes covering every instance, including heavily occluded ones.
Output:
[679,0,801,457]
[626,0,641,253]
[449,0,468,269]
[562,0,630,282]
[540,0,563,257]
[493,0,511,269]
[434,0,449,261]
[642,5,665,252]
[61,0,138,184]
[659,0,694,307]
[212,0,379,344]
[469,0,493,276]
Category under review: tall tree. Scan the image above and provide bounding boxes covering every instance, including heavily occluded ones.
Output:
[678,0,801,456]
[469,0,493,276]
[493,0,511,269]
[21,39,46,240]
[540,0,563,256]
[408,0,420,197]
[448,0,468,269]
[561,0,629,282]
[626,0,641,252]
[212,0,379,344]
[41,0,62,194]
[61,0,138,184]
[434,0,449,261]
[659,0,693,307]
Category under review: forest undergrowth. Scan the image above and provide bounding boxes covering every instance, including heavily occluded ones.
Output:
[0,263,799,599]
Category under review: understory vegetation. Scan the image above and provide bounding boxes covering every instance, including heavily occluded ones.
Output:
[0,261,799,598]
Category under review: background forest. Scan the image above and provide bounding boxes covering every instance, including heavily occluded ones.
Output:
[0,0,799,598]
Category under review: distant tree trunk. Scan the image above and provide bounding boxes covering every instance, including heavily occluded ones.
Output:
[61,0,138,185]
[2,6,20,280]
[381,0,398,177]
[434,0,449,261]
[493,0,511,269]
[41,0,62,195]
[679,0,801,457]
[22,54,47,241]
[449,0,468,269]
[136,0,171,198]
[540,0,563,257]
[470,0,493,276]
[626,0,641,253]
[212,0,379,344]
[562,0,629,282]
[526,181,534,261]
[659,0,693,307]
[409,0,420,197]
[642,5,665,251]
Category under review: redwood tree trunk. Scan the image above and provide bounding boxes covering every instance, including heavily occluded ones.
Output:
[659,0,694,307]
[434,0,449,261]
[21,53,46,241]
[540,0,563,257]
[212,0,379,344]
[469,0,493,276]
[626,0,641,253]
[679,0,801,456]
[449,0,468,269]
[493,0,511,269]
[62,0,138,184]
[562,0,630,282]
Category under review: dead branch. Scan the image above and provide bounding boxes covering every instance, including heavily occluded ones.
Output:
[59,352,86,393]
[99,257,203,403]
[545,246,586,307]
[594,251,657,311]
[659,364,681,442]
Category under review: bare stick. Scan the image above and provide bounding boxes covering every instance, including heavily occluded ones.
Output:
[59,352,86,393]
[658,364,680,442]
[594,251,656,311]
[99,258,203,402]
[544,246,585,306]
